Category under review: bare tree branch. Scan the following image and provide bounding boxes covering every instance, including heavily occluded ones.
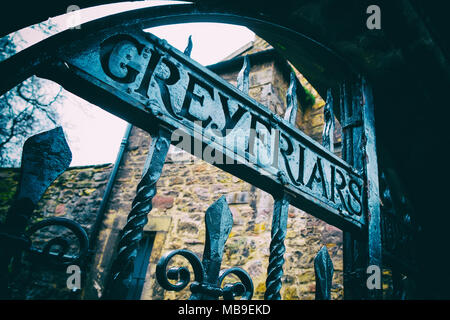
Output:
[0,21,64,166]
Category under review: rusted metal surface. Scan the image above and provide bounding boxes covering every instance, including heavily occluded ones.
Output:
[156,196,253,300]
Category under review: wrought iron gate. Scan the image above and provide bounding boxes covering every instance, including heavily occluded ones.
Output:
[0,5,417,300]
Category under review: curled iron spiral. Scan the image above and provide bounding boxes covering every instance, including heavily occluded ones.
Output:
[106,132,170,298]
[156,249,253,300]
[25,217,89,268]
[156,249,204,292]
[218,267,254,300]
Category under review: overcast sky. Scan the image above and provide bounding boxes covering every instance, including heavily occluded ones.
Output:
[17,1,255,166]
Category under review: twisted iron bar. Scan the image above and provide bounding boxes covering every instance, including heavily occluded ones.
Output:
[264,72,296,300]
[265,194,289,300]
[322,88,335,152]
[105,128,171,299]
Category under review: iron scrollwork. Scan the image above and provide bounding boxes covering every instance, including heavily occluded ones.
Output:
[156,250,254,300]
[24,217,89,269]
[0,127,73,298]
[156,196,254,300]
[7,217,89,296]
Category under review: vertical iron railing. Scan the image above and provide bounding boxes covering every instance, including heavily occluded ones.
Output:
[103,36,197,300]
[103,127,171,299]
[340,77,383,300]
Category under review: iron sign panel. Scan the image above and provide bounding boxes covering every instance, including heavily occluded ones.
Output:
[53,29,365,232]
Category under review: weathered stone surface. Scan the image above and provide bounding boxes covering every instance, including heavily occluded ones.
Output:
[168,176,184,186]
[152,195,174,209]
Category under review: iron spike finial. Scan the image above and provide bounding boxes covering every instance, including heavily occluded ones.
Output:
[184,35,193,57]
[16,126,72,206]
[189,195,234,300]
[314,246,334,300]
[237,55,250,93]
[322,88,335,152]
[0,126,72,298]
[284,72,298,126]
[202,196,233,283]
[156,196,253,300]
[5,126,72,231]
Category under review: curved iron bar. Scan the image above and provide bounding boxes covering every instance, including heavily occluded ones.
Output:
[218,267,254,300]
[25,217,89,268]
[156,249,204,292]
[156,249,254,300]
[0,3,356,108]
